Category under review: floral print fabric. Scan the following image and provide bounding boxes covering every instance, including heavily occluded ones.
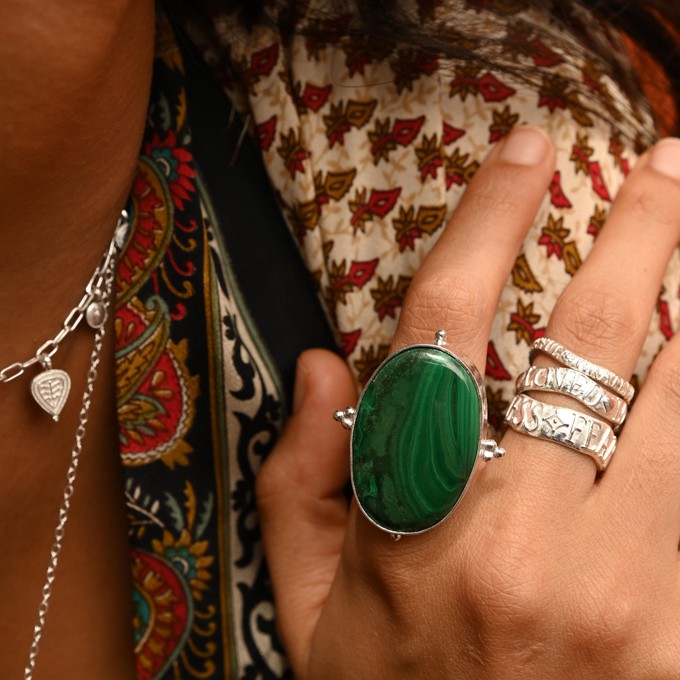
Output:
[207,0,679,427]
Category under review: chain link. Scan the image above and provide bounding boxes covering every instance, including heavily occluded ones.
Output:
[0,211,128,384]
[0,362,25,383]
[22,252,117,680]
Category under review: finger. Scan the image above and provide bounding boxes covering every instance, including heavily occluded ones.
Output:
[500,138,680,497]
[394,125,556,373]
[346,127,555,556]
[256,349,356,677]
[606,327,680,546]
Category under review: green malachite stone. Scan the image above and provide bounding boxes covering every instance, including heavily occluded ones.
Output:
[351,346,481,534]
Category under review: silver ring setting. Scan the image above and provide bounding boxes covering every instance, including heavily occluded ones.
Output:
[334,331,502,538]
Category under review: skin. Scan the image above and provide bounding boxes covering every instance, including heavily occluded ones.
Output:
[3,3,679,678]
[0,1,154,677]
[258,127,680,679]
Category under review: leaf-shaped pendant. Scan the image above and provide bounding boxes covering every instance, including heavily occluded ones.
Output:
[31,369,71,421]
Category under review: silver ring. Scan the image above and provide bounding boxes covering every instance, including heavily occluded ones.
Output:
[505,393,616,471]
[516,365,628,428]
[333,330,504,538]
[530,337,634,404]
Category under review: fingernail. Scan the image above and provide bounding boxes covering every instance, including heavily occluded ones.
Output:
[292,357,309,414]
[648,138,680,179]
[499,126,551,165]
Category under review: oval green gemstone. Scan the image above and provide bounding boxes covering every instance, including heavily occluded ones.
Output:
[351,345,481,534]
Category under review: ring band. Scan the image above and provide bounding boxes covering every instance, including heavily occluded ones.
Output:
[505,393,616,471]
[530,337,634,404]
[516,365,627,427]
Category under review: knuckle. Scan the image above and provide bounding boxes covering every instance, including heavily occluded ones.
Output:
[618,175,680,231]
[566,575,638,653]
[399,275,490,348]
[463,529,550,636]
[551,286,641,358]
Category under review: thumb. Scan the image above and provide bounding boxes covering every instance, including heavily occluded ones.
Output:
[256,348,356,677]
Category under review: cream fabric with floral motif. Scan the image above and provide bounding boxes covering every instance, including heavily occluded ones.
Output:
[200,0,680,430]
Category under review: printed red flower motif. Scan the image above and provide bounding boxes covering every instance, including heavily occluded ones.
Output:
[587,206,607,240]
[444,149,479,189]
[339,329,362,357]
[248,43,279,78]
[370,275,411,320]
[539,214,569,259]
[297,83,332,112]
[527,38,563,67]
[415,134,443,181]
[549,171,572,208]
[256,116,277,151]
[450,70,516,103]
[538,90,568,113]
[391,49,439,92]
[442,123,465,145]
[118,169,164,290]
[477,73,516,102]
[658,295,673,340]
[507,300,545,346]
[488,106,519,143]
[326,258,379,306]
[144,131,196,210]
[276,128,310,178]
[392,205,446,251]
[323,100,377,147]
[305,15,352,58]
[506,29,563,68]
[589,162,611,201]
[485,341,512,381]
[349,187,402,231]
[369,116,425,163]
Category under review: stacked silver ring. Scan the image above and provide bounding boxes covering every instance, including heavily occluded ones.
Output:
[504,338,634,471]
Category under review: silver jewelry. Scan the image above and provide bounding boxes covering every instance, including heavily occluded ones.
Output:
[530,337,634,404]
[515,365,628,428]
[505,393,616,471]
[334,330,503,539]
[1,212,128,420]
[0,210,128,680]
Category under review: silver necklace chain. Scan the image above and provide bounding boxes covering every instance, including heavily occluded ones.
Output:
[23,264,111,680]
[0,211,128,680]
[0,212,128,384]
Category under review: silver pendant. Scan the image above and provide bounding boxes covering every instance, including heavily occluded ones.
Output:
[31,369,71,421]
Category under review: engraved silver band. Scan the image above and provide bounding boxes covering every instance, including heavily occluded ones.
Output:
[505,393,616,471]
[516,365,628,428]
[530,337,634,404]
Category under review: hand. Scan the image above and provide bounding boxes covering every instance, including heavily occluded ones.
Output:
[257,126,680,678]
